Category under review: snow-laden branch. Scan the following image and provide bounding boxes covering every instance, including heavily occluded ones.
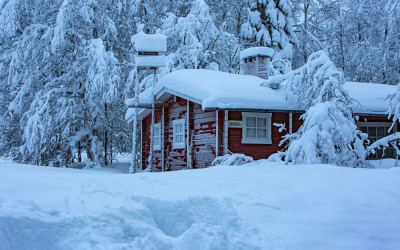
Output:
[367,132,400,156]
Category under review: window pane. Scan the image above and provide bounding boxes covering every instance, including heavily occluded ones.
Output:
[247,117,256,127]
[386,147,394,158]
[368,127,376,136]
[360,127,367,133]
[257,129,266,138]
[377,149,384,159]
[377,127,384,137]
[257,118,266,127]
[247,128,256,138]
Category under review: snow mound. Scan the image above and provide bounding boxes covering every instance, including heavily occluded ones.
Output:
[2,160,400,249]
[212,154,254,166]
[0,196,265,249]
[0,162,267,249]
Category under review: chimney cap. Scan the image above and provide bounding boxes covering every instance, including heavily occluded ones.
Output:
[240,47,274,60]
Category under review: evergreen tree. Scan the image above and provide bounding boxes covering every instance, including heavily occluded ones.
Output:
[160,0,240,74]
[240,0,297,60]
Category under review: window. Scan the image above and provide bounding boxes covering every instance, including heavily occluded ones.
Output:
[153,123,161,151]
[173,119,185,149]
[242,112,272,144]
[357,122,397,159]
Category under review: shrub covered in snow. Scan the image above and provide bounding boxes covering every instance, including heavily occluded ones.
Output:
[283,101,367,166]
[212,154,254,166]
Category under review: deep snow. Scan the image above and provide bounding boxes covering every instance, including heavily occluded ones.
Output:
[0,159,399,249]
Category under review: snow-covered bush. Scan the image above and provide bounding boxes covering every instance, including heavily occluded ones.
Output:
[283,101,367,166]
[266,151,285,162]
[212,154,254,166]
[265,50,367,167]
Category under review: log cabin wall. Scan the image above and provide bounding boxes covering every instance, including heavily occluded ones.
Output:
[141,96,399,170]
[191,104,219,168]
[141,96,218,171]
[227,111,297,160]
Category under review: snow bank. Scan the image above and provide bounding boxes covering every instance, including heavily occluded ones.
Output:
[1,160,400,249]
[131,32,167,52]
[240,47,274,59]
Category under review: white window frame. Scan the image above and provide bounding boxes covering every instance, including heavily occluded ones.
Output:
[242,112,272,144]
[173,119,185,149]
[153,123,161,151]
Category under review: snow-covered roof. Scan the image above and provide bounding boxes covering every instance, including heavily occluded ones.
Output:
[344,82,393,115]
[131,32,167,52]
[240,47,274,60]
[126,69,395,121]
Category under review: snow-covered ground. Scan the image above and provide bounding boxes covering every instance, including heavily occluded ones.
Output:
[0,159,399,250]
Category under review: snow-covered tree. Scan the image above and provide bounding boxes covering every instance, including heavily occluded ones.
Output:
[161,0,240,73]
[240,0,297,60]
[382,0,400,85]
[4,0,123,166]
[265,51,367,167]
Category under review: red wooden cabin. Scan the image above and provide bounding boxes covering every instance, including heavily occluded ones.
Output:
[126,49,397,171]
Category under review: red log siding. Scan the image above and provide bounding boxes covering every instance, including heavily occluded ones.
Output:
[217,110,224,156]
[164,96,188,170]
[141,96,218,171]
[141,96,399,170]
[192,104,218,168]
[227,111,296,160]
[292,113,303,132]
[142,109,163,170]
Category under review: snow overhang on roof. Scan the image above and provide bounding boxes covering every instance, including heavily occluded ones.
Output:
[125,69,395,122]
[240,47,274,60]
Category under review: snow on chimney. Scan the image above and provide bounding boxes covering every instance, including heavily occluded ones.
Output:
[240,47,274,80]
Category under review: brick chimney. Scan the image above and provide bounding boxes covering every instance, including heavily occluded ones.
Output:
[240,47,274,80]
